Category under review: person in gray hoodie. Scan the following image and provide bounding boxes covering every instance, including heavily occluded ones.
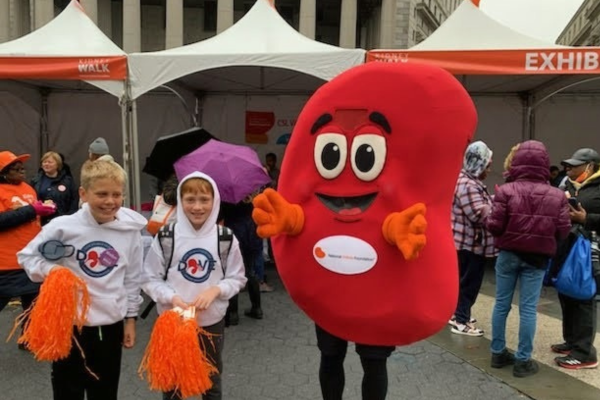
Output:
[18,159,147,400]
[142,171,247,400]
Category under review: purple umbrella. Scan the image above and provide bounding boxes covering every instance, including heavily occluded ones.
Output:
[174,139,271,204]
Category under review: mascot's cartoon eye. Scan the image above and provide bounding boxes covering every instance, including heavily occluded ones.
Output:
[350,134,386,181]
[314,133,347,179]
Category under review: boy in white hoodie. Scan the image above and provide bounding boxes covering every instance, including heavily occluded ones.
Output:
[142,172,246,400]
[18,159,146,400]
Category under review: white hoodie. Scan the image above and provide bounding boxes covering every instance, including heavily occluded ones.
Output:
[17,203,147,326]
[142,172,247,327]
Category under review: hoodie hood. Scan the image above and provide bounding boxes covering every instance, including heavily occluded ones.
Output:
[175,172,221,237]
[463,141,493,178]
[80,203,147,231]
[505,140,550,183]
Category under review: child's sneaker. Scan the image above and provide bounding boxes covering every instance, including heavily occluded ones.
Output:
[491,349,516,368]
[555,355,598,370]
[448,315,477,328]
[450,323,484,337]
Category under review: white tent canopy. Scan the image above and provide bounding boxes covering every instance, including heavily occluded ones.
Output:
[369,0,600,188]
[0,0,133,204]
[0,0,127,97]
[128,0,365,100]
[412,0,565,50]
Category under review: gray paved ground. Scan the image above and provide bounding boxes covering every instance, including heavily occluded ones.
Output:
[0,269,531,400]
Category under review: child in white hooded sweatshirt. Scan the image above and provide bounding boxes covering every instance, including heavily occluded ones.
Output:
[17,159,147,400]
[142,172,246,400]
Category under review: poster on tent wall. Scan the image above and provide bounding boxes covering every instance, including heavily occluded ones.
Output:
[202,94,309,164]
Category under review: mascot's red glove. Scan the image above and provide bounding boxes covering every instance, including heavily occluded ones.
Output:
[253,62,477,346]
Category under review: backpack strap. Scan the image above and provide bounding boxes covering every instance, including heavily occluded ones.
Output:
[142,223,231,320]
[217,225,233,276]
[158,222,176,281]
[141,222,176,320]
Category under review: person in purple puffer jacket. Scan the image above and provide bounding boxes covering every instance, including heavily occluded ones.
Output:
[487,140,571,378]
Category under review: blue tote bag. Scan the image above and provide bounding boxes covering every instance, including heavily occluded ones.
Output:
[553,235,597,300]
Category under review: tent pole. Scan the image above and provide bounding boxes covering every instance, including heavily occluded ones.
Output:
[521,94,535,141]
[159,84,197,126]
[40,88,50,155]
[528,76,600,142]
[120,96,132,208]
[130,99,141,210]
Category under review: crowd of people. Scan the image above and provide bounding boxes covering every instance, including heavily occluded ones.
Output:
[450,140,600,377]
[0,136,598,399]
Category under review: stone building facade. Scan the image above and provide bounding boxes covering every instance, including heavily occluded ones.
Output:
[0,0,460,51]
[557,0,600,46]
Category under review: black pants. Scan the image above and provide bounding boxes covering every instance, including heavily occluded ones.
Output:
[227,252,261,319]
[0,293,38,340]
[0,292,37,313]
[315,325,394,400]
[164,319,225,400]
[558,293,597,362]
[52,321,124,400]
[454,250,486,324]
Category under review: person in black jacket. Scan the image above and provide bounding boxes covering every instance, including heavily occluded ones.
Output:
[220,198,263,325]
[30,151,79,225]
[552,148,600,370]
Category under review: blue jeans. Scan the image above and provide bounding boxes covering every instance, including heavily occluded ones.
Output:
[491,250,545,362]
[254,252,265,282]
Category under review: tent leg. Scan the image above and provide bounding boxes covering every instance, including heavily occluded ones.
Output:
[130,100,141,210]
[40,88,50,155]
[120,99,132,208]
[521,94,535,141]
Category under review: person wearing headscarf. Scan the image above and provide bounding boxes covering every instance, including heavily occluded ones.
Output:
[449,141,496,336]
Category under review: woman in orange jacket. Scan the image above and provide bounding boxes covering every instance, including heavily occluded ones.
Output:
[0,151,56,344]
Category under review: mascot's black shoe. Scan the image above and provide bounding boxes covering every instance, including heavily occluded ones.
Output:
[244,308,263,319]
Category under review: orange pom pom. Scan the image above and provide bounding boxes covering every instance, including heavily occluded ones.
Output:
[139,310,218,398]
[10,267,89,362]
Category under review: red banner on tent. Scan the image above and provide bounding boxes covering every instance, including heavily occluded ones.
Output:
[366,48,600,75]
[0,56,127,80]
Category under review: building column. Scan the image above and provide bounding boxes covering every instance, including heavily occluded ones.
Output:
[165,0,183,49]
[9,0,26,39]
[299,0,315,39]
[379,0,394,48]
[0,0,9,43]
[97,0,112,37]
[339,0,357,48]
[33,0,54,29]
[216,0,233,34]
[80,0,98,24]
[123,0,141,52]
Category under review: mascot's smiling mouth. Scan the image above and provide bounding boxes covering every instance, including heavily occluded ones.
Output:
[316,193,378,222]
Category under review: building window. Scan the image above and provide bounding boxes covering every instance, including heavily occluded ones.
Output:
[204,0,217,31]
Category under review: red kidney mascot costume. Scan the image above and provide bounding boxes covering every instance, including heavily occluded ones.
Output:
[253,60,477,399]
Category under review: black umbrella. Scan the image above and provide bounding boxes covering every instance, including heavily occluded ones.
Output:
[143,127,216,181]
